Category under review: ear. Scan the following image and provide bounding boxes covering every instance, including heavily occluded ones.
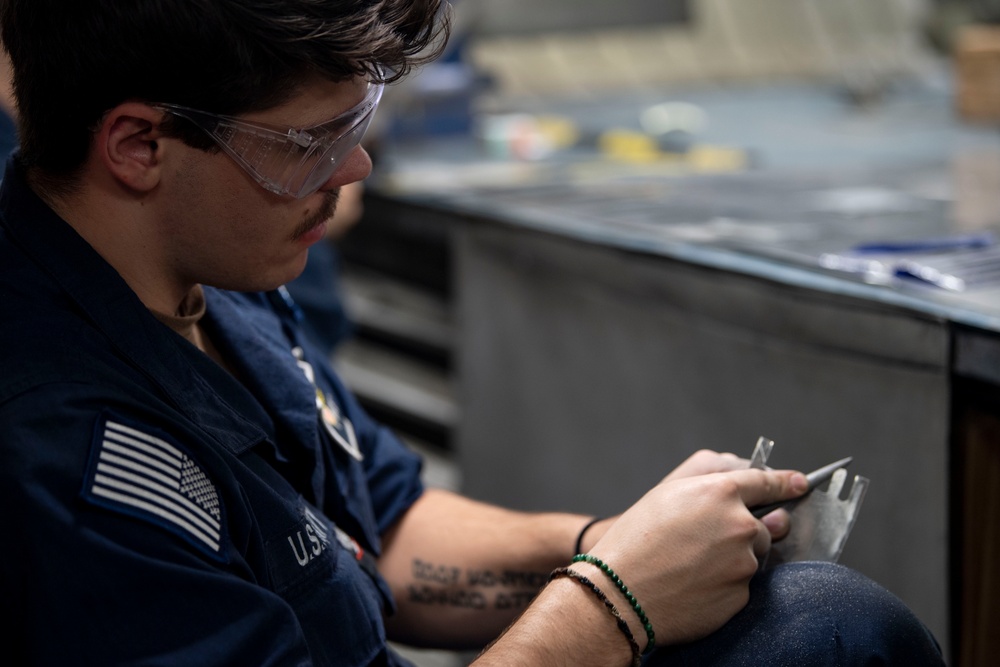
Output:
[96,102,166,193]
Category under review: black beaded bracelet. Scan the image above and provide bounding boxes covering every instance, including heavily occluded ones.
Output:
[549,567,641,667]
[572,554,655,654]
[573,517,604,557]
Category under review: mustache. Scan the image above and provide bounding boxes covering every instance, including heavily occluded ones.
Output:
[291,189,340,240]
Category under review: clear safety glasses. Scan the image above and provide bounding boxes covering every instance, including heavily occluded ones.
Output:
[156,78,384,199]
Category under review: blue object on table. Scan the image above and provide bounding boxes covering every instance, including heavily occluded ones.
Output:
[849,232,996,255]
[821,232,1000,291]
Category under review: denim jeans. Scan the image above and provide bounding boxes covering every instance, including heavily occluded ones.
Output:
[644,561,945,666]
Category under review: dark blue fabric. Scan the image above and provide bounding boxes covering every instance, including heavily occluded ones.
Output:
[645,561,945,666]
[0,107,16,180]
[285,239,355,356]
[0,154,422,666]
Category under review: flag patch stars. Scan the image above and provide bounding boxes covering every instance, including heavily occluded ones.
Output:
[83,416,225,559]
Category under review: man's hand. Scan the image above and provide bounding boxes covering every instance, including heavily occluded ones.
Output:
[582,468,808,647]
[662,449,750,481]
[577,450,790,554]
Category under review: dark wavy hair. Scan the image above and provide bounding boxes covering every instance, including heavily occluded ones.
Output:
[0,0,448,185]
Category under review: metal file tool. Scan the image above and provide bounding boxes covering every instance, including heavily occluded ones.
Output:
[750,455,854,518]
[748,437,869,568]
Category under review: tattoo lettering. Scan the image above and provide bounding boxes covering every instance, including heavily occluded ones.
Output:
[407,585,488,610]
[412,558,461,585]
[407,559,548,611]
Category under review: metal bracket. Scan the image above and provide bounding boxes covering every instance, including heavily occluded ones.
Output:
[749,436,869,567]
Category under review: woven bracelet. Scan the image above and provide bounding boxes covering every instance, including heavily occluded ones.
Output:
[573,517,604,557]
[572,554,655,654]
[549,567,641,667]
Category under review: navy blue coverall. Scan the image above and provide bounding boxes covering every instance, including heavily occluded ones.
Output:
[0,156,422,666]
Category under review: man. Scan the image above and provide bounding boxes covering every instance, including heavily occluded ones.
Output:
[0,2,943,665]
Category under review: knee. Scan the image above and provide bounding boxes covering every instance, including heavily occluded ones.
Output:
[644,562,944,666]
[750,561,944,666]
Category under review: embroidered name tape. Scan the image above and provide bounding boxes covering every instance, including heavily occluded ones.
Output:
[83,415,225,559]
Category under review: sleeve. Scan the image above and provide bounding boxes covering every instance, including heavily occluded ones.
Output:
[0,385,315,667]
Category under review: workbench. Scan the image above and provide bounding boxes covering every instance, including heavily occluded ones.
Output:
[344,73,1000,664]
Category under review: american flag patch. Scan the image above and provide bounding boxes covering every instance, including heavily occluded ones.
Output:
[84,417,224,557]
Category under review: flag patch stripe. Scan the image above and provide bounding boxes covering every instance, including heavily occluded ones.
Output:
[106,421,184,459]
[87,419,223,554]
[94,464,220,537]
[96,453,177,489]
[104,430,182,471]
[92,473,220,544]
[99,444,179,481]
[91,486,220,552]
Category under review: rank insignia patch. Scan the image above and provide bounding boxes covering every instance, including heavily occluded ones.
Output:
[83,415,225,559]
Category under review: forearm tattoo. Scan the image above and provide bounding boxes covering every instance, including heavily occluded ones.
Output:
[407,558,548,611]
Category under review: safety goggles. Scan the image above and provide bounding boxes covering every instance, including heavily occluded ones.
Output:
[156,77,383,198]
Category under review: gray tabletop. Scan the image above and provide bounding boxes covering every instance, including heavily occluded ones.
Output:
[373,69,1000,332]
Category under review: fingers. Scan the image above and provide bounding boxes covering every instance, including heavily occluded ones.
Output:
[759,508,791,541]
[726,468,808,510]
[665,450,753,482]
[716,451,750,472]
[752,517,773,558]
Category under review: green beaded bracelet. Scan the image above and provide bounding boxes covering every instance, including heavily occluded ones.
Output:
[572,554,655,654]
[549,568,641,667]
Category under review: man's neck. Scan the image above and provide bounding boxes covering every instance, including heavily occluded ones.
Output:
[31,168,192,315]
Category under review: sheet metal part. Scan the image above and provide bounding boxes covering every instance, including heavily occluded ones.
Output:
[750,455,854,518]
[748,436,869,567]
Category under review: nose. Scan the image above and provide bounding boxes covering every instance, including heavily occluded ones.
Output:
[320,145,373,192]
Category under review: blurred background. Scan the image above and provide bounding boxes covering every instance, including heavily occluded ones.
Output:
[297,1,1000,664]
